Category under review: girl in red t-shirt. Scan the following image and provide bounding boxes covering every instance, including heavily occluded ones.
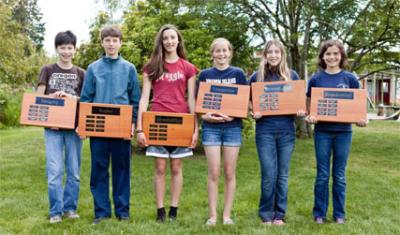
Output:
[136,24,198,222]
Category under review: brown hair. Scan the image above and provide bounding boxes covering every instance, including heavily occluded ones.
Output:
[145,24,187,81]
[256,39,291,82]
[318,39,348,70]
[100,25,122,41]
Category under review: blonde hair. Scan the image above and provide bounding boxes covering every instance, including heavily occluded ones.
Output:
[210,37,233,64]
[256,39,291,82]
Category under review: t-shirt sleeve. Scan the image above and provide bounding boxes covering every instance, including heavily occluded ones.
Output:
[306,76,316,97]
[38,66,49,87]
[349,73,360,89]
[237,69,248,85]
[291,70,300,80]
[248,72,257,85]
[77,67,86,94]
[185,62,198,80]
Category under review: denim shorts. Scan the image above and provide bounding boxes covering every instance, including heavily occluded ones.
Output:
[202,126,242,147]
[146,146,193,158]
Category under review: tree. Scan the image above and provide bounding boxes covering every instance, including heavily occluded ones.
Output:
[76,0,254,73]
[74,12,110,69]
[234,0,400,137]
[235,0,400,78]
[0,1,48,87]
[6,0,45,50]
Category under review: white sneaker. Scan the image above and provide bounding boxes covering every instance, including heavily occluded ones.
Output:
[49,215,62,223]
[64,211,80,219]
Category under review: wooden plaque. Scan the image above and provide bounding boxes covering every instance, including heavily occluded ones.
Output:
[310,88,367,123]
[142,112,195,147]
[77,102,132,139]
[20,93,77,129]
[195,82,250,118]
[251,80,306,116]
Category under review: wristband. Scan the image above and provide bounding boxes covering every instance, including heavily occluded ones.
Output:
[136,130,144,133]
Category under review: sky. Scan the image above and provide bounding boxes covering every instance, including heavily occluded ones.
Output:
[38,0,104,55]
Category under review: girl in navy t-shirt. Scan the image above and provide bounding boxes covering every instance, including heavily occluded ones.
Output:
[198,38,247,226]
[306,39,366,224]
[249,39,305,225]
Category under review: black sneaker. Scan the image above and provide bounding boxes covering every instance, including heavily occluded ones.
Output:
[168,206,178,221]
[92,216,110,225]
[156,208,166,223]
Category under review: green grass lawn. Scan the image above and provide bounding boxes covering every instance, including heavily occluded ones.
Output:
[0,121,399,234]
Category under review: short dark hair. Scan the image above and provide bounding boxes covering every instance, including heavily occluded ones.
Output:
[54,30,77,48]
[318,39,348,70]
[100,25,122,41]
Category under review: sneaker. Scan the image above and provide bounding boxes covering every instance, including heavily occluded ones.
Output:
[117,216,130,221]
[262,219,272,225]
[223,218,234,225]
[205,218,217,226]
[49,215,62,224]
[314,217,324,224]
[273,219,285,226]
[168,206,178,221]
[335,218,345,224]
[64,211,80,219]
[92,216,110,225]
[156,208,166,223]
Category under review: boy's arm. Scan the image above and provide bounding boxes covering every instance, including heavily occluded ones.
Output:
[80,66,95,103]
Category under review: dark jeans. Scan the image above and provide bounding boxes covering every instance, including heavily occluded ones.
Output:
[313,131,352,220]
[90,138,131,218]
[255,131,295,221]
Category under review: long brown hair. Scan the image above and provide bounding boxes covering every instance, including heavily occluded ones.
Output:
[318,39,348,70]
[145,24,187,80]
[256,39,291,82]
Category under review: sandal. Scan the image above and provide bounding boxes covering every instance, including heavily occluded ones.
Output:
[205,218,217,226]
[223,218,234,225]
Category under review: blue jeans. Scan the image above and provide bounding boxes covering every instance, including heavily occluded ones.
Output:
[313,131,352,220]
[44,128,82,217]
[255,131,295,221]
[90,138,131,218]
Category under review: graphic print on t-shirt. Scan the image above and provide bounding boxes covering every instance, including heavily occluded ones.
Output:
[48,73,80,96]
[158,71,184,82]
[205,78,237,84]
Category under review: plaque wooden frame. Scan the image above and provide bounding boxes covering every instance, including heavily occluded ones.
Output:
[142,111,195,147]
[310,87,367,123]
[20,93,77,129]
[251,80,306,116]
[195,82,250,118]
[78,102,132,138]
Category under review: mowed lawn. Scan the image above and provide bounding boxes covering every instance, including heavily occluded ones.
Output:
[0,121,399,235]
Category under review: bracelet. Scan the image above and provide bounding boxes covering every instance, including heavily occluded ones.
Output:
[136,130,144,133]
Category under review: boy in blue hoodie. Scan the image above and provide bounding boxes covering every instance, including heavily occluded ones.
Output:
[80,25,141,224]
